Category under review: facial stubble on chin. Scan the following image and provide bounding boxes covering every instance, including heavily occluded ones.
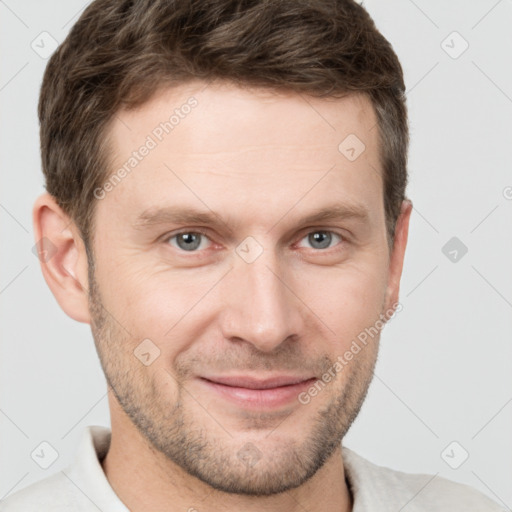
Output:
[86,260,379,496]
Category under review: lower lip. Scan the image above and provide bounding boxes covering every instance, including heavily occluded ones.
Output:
[198,378,317,409]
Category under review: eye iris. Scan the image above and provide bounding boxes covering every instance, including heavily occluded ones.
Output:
[309,231,331,249]
[177,232,201,251]
[174,232,334,252]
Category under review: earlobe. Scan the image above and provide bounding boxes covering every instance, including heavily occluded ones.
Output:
[384,198,413,313]
[32,193,91,324]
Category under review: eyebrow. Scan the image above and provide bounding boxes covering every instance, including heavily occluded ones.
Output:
[132,203,370,232]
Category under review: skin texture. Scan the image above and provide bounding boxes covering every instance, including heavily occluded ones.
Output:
[34,80,412,512]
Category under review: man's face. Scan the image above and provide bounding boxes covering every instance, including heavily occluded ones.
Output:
[87,81,403,495]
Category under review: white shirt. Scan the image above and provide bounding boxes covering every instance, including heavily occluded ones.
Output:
[0,425,505,511]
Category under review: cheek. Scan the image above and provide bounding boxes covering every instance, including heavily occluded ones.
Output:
[98,263,209,349]
[95,237,388,357]
[299,263,387,345]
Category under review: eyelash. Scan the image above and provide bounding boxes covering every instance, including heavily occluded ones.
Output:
[163,228,345,254]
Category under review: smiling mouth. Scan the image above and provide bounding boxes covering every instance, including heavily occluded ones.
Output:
[200,374,317,389]
[198,376,318,409]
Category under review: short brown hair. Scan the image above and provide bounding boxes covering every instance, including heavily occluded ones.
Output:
[39,0,408,250]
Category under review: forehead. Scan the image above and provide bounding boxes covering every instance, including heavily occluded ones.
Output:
[99,80,382,230]
[111,80,379,155]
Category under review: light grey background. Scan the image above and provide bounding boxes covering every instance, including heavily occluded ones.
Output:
[1,0,511,507]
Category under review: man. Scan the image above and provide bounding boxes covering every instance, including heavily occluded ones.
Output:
[1,0,504,510]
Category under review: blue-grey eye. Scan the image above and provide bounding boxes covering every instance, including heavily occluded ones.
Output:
[169,232,210,252]
[299,231,341,250]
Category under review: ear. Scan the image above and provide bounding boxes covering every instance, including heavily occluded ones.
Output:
[32,192,91,324]
[384,198,413,314]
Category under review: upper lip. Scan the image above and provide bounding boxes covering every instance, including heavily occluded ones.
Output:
[200,375,316,390]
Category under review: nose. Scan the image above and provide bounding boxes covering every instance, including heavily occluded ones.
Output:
[218,244,304,352]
